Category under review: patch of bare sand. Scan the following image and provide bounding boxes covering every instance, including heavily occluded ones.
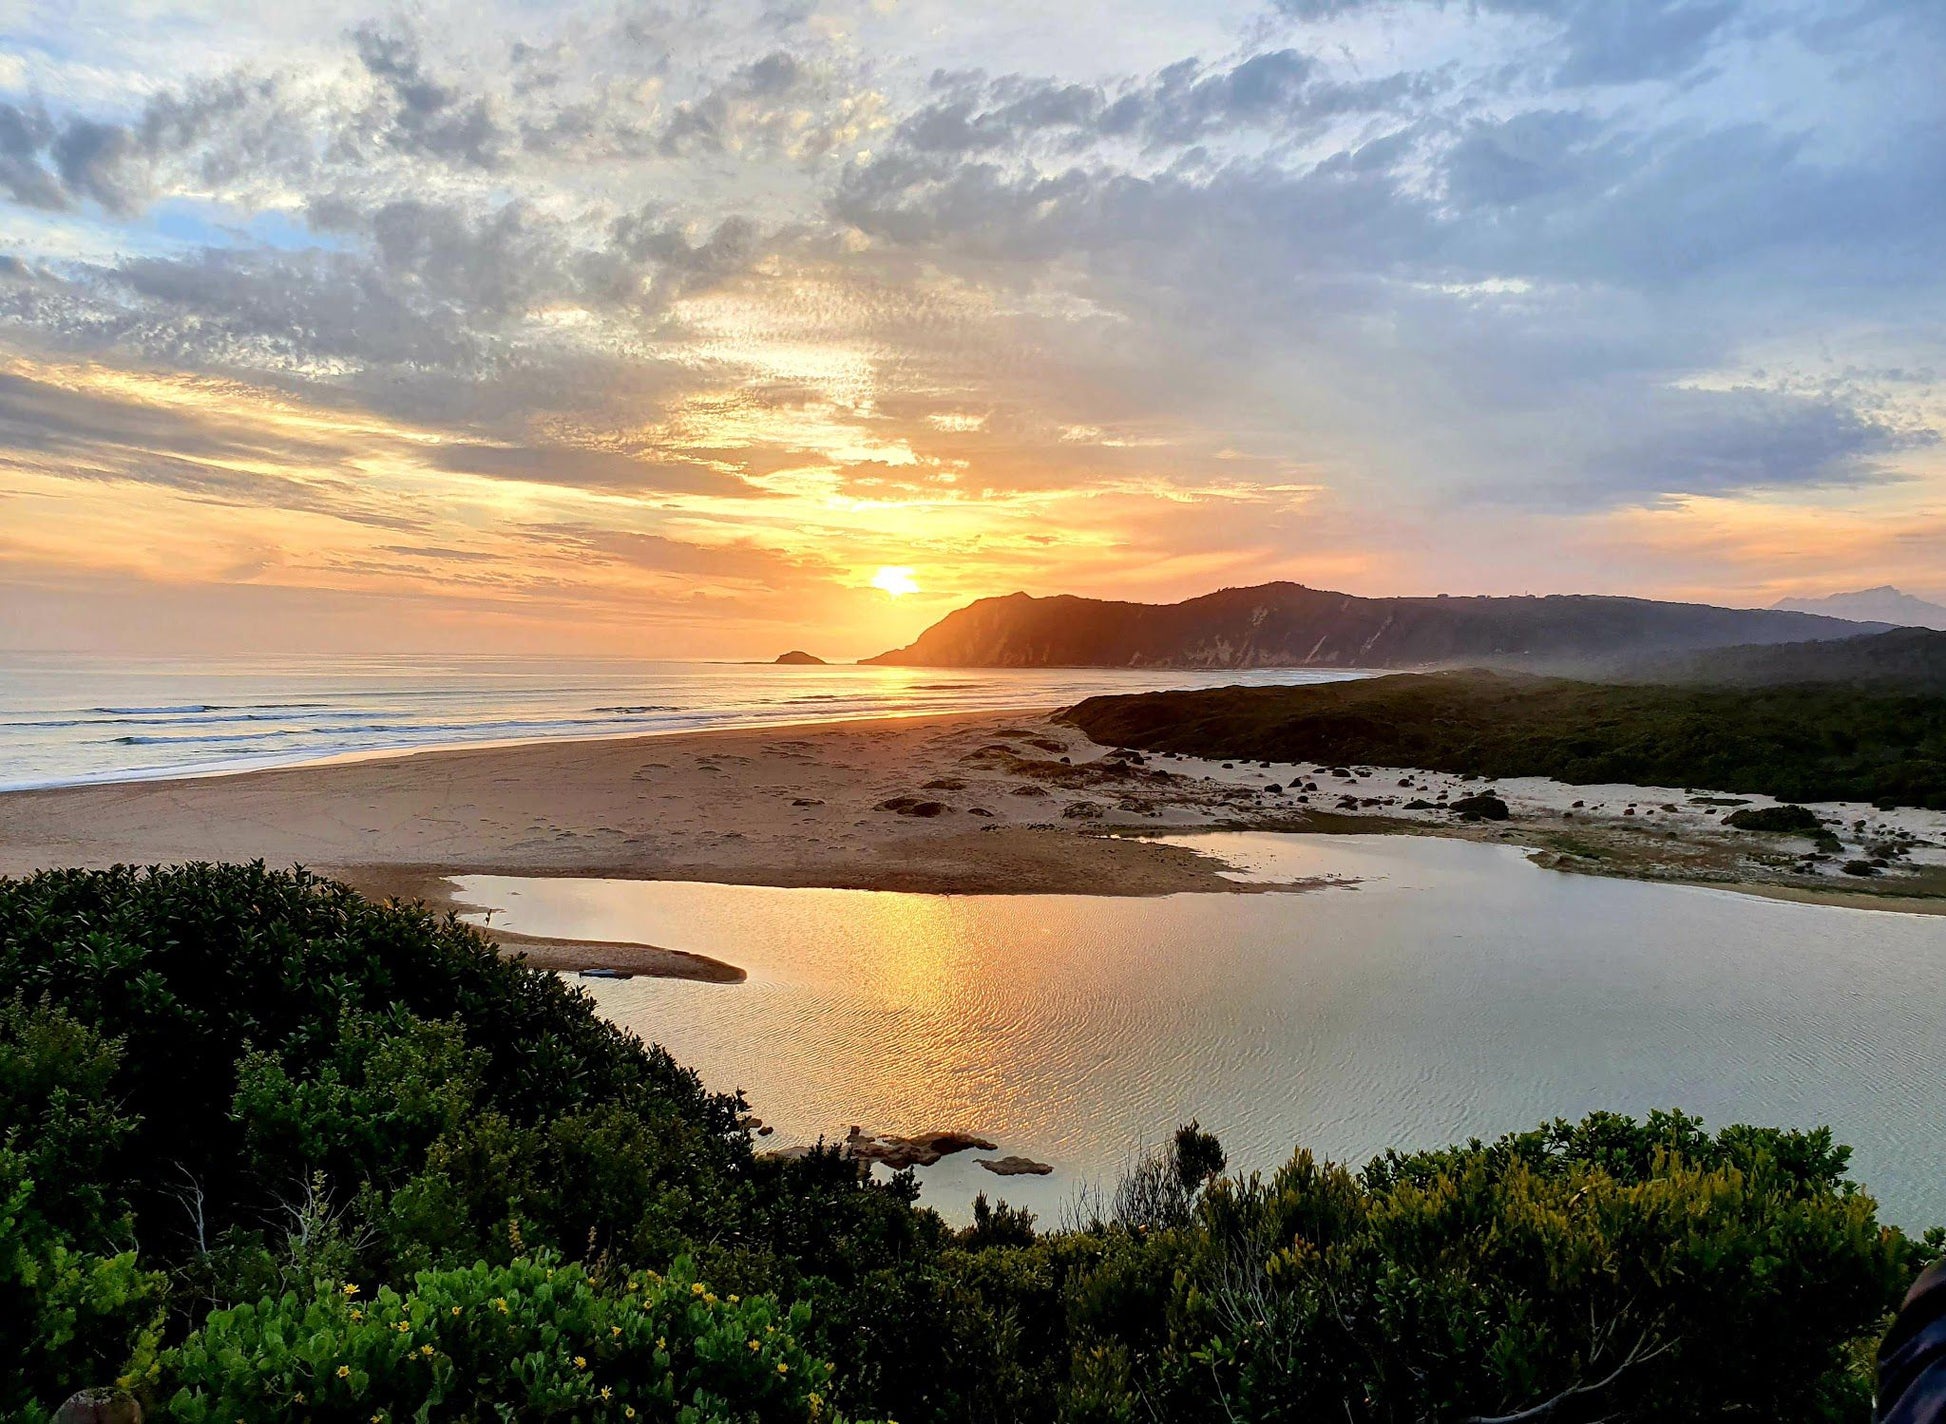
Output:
[3,707,1939,936]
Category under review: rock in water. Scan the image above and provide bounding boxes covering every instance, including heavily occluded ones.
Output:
[773,650,826,665]
[978,1155,1054,1177]
[845,1126,998,1168]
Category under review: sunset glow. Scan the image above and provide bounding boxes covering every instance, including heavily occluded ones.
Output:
[0,2,1940,658]
[871,568,921,599]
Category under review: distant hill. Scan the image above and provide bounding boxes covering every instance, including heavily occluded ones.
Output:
[1772,586,1946,630]
[862,582,1879,671]
[1625,627,1946,693]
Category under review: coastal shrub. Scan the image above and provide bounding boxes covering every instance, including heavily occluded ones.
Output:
[160,1253,841,1424]
[1062,673,1946,809]
[0,1150,164,1422]
[1725,803,1825,833]
[0,1001,165,1418]
[0,866,1932,1423]
[1135,1111,1917,1423]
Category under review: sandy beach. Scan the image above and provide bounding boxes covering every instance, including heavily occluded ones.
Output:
[2,707,1941,980]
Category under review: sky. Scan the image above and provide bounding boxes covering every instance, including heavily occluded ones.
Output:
[0,0,1942,659]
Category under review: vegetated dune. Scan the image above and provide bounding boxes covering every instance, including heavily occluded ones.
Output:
[864,581,1880,671]
[1061,670,1946,809]
[1619,626,1946,693]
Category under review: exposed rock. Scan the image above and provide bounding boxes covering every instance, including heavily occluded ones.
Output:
[875,796,950,817]
[1449,791,1511,822]
[792,797,825,806]
[53,1391,142,1424]
[1062,800,1105,819]
[846,1126,998,1168]
[978,1155,1054,1177]
[922,777,969,791]
[1010,784,1050,798]
[1724,804,1822,834]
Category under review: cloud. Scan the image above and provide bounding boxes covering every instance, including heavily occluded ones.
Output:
[0,0,1942,655]
[349,25,510,169]
[425,442,767,498]
[1274,0,1744,85]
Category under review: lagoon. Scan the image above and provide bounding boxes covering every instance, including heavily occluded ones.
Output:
[457,833,1946,1228]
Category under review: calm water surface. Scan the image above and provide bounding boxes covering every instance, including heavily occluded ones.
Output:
[457,835,1946,1227]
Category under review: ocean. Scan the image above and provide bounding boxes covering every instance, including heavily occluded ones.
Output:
[0,652,1367,789]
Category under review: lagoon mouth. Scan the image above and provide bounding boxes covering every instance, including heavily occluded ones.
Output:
[456,833,1946,1228]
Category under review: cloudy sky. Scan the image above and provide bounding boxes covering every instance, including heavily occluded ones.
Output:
[0,0,1941,657]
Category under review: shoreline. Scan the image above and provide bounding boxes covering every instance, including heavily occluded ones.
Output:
[0,701,1063,797]
[1,709,1941,962]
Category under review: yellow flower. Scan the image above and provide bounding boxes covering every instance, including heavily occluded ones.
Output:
[690,1283,705,1296]
[776,1362,788,1375]
[393,1321,410,1334]
[336,1365,351,1379]
[656,1337,666,1351]
[600,1387,612,1401]
[349,1309,364,1323]
[494,1298,509,1314]
[450,1306,461,1316]
[371,1414,384,1423]
[420,1344,433,1357]
[625,1410,637,1420]
[293,1395,305,1406]
[610,1326,621,1338]
[727,1294,739,1304]
[573,1355,587,1370]
[343,1283,360,1297]
[747,1339,760,1351]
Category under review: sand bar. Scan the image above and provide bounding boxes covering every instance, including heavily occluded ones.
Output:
[2,708,1940,980]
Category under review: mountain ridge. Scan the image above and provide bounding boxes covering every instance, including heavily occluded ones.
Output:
[1771,586,1946,631]
[862,581,1882,671]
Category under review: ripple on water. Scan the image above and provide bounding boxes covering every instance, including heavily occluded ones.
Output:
[456,834,1946,1227]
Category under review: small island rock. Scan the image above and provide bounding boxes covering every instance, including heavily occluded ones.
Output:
[773,650,826,665]
[978,1155,1054,1177]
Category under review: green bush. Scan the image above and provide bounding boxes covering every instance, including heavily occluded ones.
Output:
[1063,672,1946,809]
[0,1149,164,1422]
[1725,804,1825,833]
[0,866,1932,1423]
[1147,1112,1916,1422]
[162,1253,842,1424]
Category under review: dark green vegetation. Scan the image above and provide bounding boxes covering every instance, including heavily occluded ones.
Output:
[4,866,1935,1422]
[1724,804,1825,833]
[864,582,1872,671]
[1064,670,1946,810]
[1626,627,1946,694]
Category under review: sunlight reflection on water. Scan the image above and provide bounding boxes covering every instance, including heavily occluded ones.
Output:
[456,835,1946,1227]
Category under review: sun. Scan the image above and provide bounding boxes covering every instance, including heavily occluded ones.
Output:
[871,566,920,598]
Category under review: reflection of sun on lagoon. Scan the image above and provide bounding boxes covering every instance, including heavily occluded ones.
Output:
[842,893,1008,1130]
[452,851,1946,1229]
